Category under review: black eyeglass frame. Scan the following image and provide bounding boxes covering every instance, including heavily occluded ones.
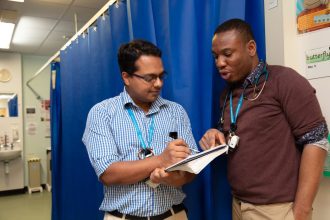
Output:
[129,71,168,83]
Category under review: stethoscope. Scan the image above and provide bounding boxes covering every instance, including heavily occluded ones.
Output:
[217,64,269,134]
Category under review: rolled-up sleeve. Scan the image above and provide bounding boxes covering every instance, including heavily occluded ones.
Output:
[296,122,329,151]
[277,68,329,150]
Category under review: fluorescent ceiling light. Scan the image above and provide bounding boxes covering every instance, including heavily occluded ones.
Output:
[8,0,24,2]
[0,94,15,100]
[0,22,15,49]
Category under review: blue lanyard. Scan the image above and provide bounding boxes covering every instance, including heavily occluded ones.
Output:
[229,91,244,128]
[127,108,155,150]
[219,64,268,132]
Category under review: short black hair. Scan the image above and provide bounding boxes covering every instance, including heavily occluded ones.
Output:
[118,39,162,75]
[214,18,255,43]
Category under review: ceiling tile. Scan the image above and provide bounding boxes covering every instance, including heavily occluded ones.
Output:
[10,44,40,54]
[13,29,50,45]
[1,0,113,55]
[46,31,70,43]
[29,0,72,5]
[2,1,68,20]
[53,20,84,33]
[73,0,109,9]
[36,41,63,55]
[16,16,58,30]
[62,6,98,22]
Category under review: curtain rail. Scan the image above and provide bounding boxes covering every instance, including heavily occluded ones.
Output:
[26,0,117,100]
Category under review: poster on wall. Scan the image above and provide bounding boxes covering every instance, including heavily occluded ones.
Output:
[40,100,50,122]
[305,45,330,79]
[27,122,37,135]
[296,0,330,34]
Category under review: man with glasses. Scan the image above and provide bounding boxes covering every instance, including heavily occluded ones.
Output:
[83,39,198,220]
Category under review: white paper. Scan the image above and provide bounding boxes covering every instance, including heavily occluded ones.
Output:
[305,45,330,79]
[165,144,228,174]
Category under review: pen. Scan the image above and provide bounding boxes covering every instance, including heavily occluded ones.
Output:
[168,132,200,153]
[169,131,178,139]
[190,148,200,153]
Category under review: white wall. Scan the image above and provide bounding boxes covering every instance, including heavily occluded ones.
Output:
[0,52,51,189]
[0,52,24,190]
[264,0,285,65]
[264,0,330,219]
[22,55,50,186]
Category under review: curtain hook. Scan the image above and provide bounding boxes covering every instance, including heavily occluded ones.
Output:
[82,31,88,38]
[115,0,120,8]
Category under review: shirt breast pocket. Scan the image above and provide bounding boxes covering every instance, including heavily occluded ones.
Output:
[111,125,140,161]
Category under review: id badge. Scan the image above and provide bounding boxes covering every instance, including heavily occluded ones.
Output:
[138,148,154,160]
[228,134,239,151]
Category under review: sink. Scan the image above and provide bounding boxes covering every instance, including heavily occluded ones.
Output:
[0,148,22,162]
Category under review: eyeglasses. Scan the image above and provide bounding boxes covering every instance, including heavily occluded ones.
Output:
[130,71,168,83]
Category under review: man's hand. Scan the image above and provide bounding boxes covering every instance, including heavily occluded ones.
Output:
[293,206,312,220]
[199,128,226,150]
[293,145,326,220]
[157,139,191,168]
[150,168,194,187]
[150,168,178,184]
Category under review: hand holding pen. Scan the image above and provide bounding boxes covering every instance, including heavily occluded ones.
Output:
[157,132,190,168]
[169,131,200,153]
[148,132,199,187]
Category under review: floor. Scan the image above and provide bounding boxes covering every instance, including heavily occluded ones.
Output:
[0,190,51,220]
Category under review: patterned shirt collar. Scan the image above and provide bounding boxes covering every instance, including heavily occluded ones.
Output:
[242,61,266,88]
[121,87,167,114]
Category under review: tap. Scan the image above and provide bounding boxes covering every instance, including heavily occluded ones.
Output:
[0,136,3,150]
[4,134,9,149]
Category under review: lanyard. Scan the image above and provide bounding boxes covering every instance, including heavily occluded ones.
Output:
[219,89,244,133]
[218,89,244,133]
[127,108,155,150]
[229,90,244,132]
[219,64,268,133]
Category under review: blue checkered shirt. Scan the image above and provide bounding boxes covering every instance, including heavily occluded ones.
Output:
[82,88,198,216]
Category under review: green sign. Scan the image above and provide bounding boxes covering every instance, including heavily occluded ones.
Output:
[306,49,330,64]
[324,134,330,177]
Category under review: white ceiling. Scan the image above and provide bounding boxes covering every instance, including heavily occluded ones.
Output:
[0,0,110,56]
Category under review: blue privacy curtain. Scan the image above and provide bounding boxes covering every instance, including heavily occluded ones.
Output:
[8,94,18,117]
[53,0,265,219]
[50,62,62,219]
[50,61,61,220]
